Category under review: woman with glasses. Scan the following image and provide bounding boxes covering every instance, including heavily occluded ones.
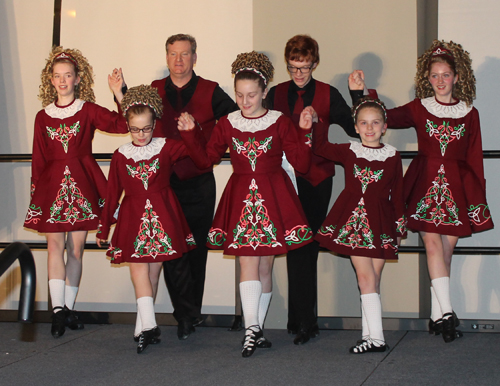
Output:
[97,85,198,353]
[266,35,362,345]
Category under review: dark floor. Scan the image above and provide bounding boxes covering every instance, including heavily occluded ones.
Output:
[0,322,498,386]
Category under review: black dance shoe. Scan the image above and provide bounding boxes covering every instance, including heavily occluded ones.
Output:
[242,325,263,358]
[177,320,195,340]
[134,325,161,342]
[429,318,443,335]
[256,336,272,348]
[349,339,389,354]
[193,317,204,327]
[51,307,66,338]
[64,306,84,330]
[442,313,462,343]
[293,328,311,345]
[137,328,161,354]
[293,323,319,345]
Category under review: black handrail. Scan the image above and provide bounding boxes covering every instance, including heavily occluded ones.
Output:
[0,242,37,322]
[2,150,500,162]
[0,242,499,255]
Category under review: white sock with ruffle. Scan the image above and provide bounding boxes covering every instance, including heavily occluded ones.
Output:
[137,296,156,331]
[65,285,79,310]
[240,281,262,328]
[431,277,453,315]
[430,285,443,321]
[361,293,384,345]
[258,292,272,329]
[49,279,65,311]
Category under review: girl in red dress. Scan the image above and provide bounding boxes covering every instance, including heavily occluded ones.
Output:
[313,97,406,353]
[350,41,493,343]
[24,47,128,338]
[179,51,314,357]
[97,85,197,353]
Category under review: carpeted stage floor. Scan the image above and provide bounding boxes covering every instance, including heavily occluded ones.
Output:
[1,322,498,385]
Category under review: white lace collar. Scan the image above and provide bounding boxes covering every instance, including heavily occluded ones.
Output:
[118,137,166,162]
[227,110,282,133]
[44,99,85,119]
[421,97,472,119]
[349,141,397,162]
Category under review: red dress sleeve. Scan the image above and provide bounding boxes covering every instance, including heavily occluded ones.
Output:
[30,111,48,196]
[465,108,486,190]
[386,100,417,130]
[391,153,407,237]
[97,151,123,240]
[180,119,226,169]
[312,120,350,164]
[279,116,311,174]
[88,103,128,134]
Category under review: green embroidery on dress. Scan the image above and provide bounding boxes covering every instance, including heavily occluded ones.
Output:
[334,198,375,250]
[46,121,81,153]
[126,159,160,190]
[132,199,176,258]
[232,136,273,171]
[425,119,465,156]
[228,179,282,250]
[411,164,462,226]
[353,164,383,194]
[47,165,97,224]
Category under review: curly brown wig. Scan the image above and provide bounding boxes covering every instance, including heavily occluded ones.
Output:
[120,85,163,120]
[39,46,95,107]
[415,40,475,106]
[231,51,275,86]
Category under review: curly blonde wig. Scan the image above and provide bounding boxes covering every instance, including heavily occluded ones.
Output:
[231,51,275,86]
[415,40,475,106]
[120,85,163,119]
[39,46,95,107]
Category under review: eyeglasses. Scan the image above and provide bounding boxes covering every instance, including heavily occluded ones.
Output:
[128,121,155,134]
[287,65,312,74]
[129,127,154,134]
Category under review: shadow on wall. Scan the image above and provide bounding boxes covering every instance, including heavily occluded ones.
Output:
[330,52,418,151]
[0,1,23,238]
[474,56,500,149]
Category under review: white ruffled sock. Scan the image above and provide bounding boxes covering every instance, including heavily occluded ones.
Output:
[430,285,443,321]
[134,309,143,337]
[49,279,65,311]
[431,277,453,315]
[137,296,156,331]
[240,281,262,328]
[361,303,369,340]
[65,285,79,310]
[258,292,272,329]
[361,293,384,345]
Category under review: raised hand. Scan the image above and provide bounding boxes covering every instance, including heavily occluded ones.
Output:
[177,112,196,131]
[348,70,365,91]
[108,68,126,102]
[299,106,316,129]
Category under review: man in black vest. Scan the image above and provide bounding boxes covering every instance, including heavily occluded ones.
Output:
[110,34,237,340]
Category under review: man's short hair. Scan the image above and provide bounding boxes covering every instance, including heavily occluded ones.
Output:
[165,34,197,54]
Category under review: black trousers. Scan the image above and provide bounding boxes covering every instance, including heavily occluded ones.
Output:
[286,176,333,330]
[163,171,216,322]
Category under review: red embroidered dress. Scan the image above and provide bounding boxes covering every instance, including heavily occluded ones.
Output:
[186,110,314,256]
[97,138,195,264]
[314,137,407,259]
[24,99,127,233]
[387,97,493,236]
